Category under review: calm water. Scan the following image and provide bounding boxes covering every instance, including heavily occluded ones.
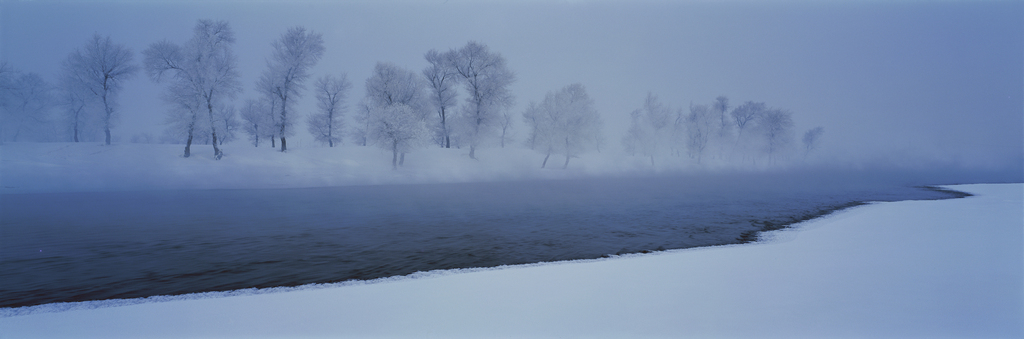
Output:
[0,173,961,308]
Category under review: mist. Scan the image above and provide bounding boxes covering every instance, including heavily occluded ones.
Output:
[1,0,1020,184]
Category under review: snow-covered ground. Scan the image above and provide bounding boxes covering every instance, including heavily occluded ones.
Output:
[0,142,669,193]
[1,183,1020,338]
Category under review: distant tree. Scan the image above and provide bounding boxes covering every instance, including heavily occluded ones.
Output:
[351,98,372,146]
[144,20,241,159]
[451,41,516,159]
[0,71,53,142]
[622,93,672,166]
[215,104,238,145]
[757,108,795,165]
[258,26,325,152]
[498,108,515,148]
[368,104,426,170]
[802,126,824,159]
[63,34,138,145]
[712,96,732,137]
[363,62,428,167]
[685,103,715,164]
[730,101,766,139]
[423,49,460,148]
[239,98,271,147]
[523,83,603,169]
[56,70,94,142]
[306,74,351,147]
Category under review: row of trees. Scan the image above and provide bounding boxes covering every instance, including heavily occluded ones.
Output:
[623,94,823,166]
[2,19,822,169]
[1,34,138,145]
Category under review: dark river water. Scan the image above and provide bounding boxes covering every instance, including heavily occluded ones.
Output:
[0,172,963,308]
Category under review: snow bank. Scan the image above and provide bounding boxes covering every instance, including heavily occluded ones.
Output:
[1,183,1020,338]
[0,142,665,193]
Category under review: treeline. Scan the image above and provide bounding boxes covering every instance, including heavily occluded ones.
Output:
[0,19,822,169]
[623,94,823,167]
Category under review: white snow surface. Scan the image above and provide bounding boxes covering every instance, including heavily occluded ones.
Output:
[1,183,1020,338]
[0,142,676,193]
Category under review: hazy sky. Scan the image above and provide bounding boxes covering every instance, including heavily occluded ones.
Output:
[2,0,1021,172]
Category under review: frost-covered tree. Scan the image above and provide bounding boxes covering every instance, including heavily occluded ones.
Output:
[622,93,672,166]
[731,101,765,139]
[214,104,238,145]
[258,26,324,152]
[363,62,428,168]
[685,103,715,164]
[56,70,95,142]
[144,19,241,159]
[423,49,460,148]
[451,41,515,159]
[368,104,426,170]
[63,34,138,145]
[757,108,794,165]
[239,98,271,147]
[712,96,732,138]
[306,74,350,147]
[802,126,824,159]
[0,71,53,143]
[523,83,603,169]
[351,98,372,147]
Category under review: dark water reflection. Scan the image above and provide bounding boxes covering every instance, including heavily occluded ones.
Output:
[0,173,961,308]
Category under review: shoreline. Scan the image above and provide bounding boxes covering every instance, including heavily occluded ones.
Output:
[0,184,1020,338]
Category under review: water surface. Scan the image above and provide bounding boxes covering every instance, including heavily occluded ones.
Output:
[0,173,961,308]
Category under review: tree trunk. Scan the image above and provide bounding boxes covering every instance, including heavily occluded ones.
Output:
[563,155,571,169]
[211,130,222,159]
[541,152,550,168]
[469,145,476,160]
[184,129,193,158]
[271,135,276,148]
[400,153,405,166]
[650,155,655,167]
[103,91,112,145]
[207,100,223,160]
[280,137,287,152]
[392,142,399,170]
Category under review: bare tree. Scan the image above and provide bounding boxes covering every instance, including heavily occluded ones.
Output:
[144,20,241,159]
[730,100,765,138]
[239,98,271,147]
[368,104,426,170]
[712,96,730,134]
[523,83,603,169]
[802,126,824,159]
[622,93,672,166]
[215,104,238,145]
[423,49,460,148]
[351,98,372,146]
[498,108,515,148]
[306,74,351,147]
[451,41,516,159]
[0,71,53,142]
[63,34,138,145]
[686,103,715,164]
[757,108,795,165]
[56,71,93,142]
[363,62,428,167]
[258,26,325,152]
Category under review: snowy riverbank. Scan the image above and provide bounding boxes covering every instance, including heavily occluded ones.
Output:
[0,142,659,193]
[2,142,1017,194]
[1,183,1020,338]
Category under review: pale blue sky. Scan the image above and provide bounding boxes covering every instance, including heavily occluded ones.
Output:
[2,0,1021,172]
